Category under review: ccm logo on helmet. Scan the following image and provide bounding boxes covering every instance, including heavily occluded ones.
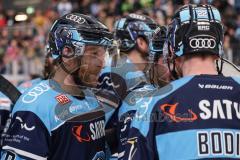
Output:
[189,36,216,49]
[65,14,86,24]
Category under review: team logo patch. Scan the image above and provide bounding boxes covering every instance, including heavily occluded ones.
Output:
[72,120,105,143]
[160,103,198,122]
[97,75,120,89]
[72,125,91,143]
[15,116,35,131]
[55,94,71,105]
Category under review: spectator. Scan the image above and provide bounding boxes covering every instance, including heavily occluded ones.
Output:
[4,40,20,62]
[0,13,6,28]
[33,10,46,28]
[57,0,73,16]
[236,14,240,40]
[5,10,15,27]
[226,20,240,65]
[0,0,240,81]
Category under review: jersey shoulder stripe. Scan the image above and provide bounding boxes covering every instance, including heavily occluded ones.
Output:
[232,76,240,85]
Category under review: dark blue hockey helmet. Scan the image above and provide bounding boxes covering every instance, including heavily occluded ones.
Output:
[164,4,224,59]
[113,13,158,52]
[48,13,114,59]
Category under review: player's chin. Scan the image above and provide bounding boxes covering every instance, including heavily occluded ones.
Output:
[82,74,100,88]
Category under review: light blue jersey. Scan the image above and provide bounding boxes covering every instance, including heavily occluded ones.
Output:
[117,84,156,159]
[98,58,147,100]
[123,75,240,160]
[1,79,118,160]
[98,57,149,158]
[0,78,42,134]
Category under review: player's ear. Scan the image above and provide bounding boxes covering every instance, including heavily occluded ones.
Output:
[136,37,148,51]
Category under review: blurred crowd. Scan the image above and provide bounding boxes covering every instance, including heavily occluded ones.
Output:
[0,0,240,76]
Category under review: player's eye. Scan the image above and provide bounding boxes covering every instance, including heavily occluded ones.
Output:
[62,46,75,58]
[92,51,98,56]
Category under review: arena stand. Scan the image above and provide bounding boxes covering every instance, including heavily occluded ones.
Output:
[0,0,240,85]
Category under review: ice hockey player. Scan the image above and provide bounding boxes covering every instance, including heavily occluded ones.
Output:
[123,4,240,160]
[1,13,116,160]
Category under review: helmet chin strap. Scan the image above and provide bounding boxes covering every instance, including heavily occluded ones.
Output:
[58,56,87,86]
[60,61,74,75]
[60,60,87,99]
[216,57,224,75]
[167,56,179,80]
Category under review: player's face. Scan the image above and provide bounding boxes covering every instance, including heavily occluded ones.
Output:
[78,45,106,87]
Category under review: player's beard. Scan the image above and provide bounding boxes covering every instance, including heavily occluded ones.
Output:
[72,67,100,88]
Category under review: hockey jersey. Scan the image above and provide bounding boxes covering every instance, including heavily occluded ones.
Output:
[98,58,147,100]
[117,84,155,159]
[98,57,148,158]
[0,78,42,134]
[123,75,240,160]
[1,79,117,160]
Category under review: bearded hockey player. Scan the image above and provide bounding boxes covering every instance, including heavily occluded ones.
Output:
[1,13,116,160]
